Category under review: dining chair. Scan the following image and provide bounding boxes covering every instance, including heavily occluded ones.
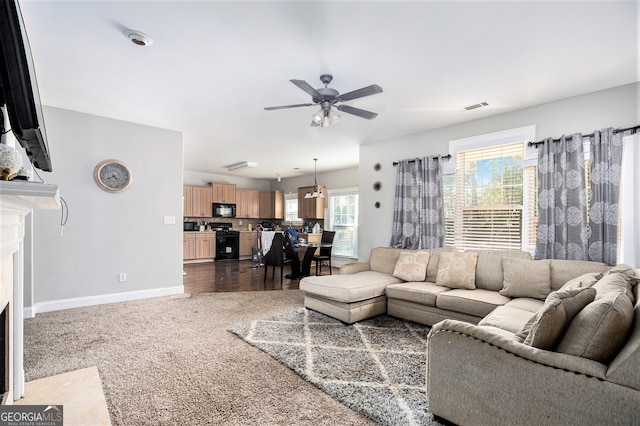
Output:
[263,232,293,285]
[313,230,336,275]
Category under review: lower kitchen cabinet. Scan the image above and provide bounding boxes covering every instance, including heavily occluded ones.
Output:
[183,233,196,260]
[239,231,257,259]
[184,232,216,261]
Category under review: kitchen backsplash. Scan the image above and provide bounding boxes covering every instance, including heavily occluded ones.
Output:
[184,217,324,232]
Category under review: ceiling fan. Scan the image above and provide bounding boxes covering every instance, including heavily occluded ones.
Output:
[264,74,383,127]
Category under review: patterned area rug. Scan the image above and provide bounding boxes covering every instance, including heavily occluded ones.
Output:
[228,308,443,425]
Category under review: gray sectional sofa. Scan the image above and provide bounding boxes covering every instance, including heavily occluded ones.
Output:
[300,246,640,425]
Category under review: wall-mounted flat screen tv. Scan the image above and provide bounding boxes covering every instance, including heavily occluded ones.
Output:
[0,0,52,172]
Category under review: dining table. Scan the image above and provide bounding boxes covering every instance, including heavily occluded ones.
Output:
[285,242,333,279]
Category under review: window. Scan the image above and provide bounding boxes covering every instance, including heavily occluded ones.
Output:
[284,193,302,224]
[328,189,358,258]
[444,132,537,252]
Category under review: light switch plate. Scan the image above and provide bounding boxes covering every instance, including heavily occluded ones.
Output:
[164,216,176,224]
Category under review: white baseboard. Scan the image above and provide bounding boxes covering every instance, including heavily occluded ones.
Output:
[24,285,185,317]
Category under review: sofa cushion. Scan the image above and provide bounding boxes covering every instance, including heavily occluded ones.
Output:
[385,282,449,307]
[500,258,551,300]
[425,246,458,282]
[560,272,604,290]
[472,249,533,291]
[479,305,537,334]
[503,297,545,313]
[593,272,635,303]
[436,251,479,289]
[369,247,404,275]
[435,288,511,318]
[300,271,402,303]
[549,259,609,290]
[514,287,596,349]
[392,251,430,282]
[556,291,634,363]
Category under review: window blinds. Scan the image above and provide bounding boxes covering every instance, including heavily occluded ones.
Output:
[447,142,530,251]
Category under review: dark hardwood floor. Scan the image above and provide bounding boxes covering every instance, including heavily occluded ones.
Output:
[183,260,336,293]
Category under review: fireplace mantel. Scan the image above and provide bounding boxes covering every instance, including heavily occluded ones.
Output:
[0,180,60,403]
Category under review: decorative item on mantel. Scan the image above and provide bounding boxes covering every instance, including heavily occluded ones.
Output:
[0,144,24,180]
[305,158,325,199]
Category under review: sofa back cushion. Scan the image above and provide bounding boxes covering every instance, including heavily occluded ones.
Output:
[370,247,404,275]
[556,291,633,364]
[500,258,551,300]
[472,250,533,291]
[549,259,609,290]
[606,282,640,388]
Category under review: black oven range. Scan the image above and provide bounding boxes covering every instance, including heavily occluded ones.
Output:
[211,222,239,261]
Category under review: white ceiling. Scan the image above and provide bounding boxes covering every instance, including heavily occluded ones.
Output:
[19,1,638,179]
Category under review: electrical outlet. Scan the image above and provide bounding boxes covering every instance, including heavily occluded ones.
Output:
[239,220,242,225]
[119,273,127,282]
[164,216,176,225]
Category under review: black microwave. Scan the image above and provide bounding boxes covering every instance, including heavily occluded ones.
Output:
[184,221,198,231]
[213,203,236,218]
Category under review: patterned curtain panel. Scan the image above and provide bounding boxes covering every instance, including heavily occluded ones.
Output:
[534,134,588,260]
[588,128,623,265]
[391,159,423,249]
[420,156,445,249]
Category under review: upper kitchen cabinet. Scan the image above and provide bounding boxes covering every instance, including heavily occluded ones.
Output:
[184,185,212,217]
[259,190,284,219]
[236,189,260,219]
[211,182,236,203]
[183,186,194,217]
[297,186,325,219]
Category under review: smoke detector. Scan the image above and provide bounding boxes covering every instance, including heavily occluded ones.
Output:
[123,30,153,47]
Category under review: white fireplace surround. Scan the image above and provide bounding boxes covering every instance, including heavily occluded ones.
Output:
[0,180,60,403]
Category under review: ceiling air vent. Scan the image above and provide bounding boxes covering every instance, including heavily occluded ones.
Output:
[464,102,489,111]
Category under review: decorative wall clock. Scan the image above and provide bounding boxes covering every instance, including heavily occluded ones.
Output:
[93,159,132,193]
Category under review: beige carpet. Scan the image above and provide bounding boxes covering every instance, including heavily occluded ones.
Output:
[24,291,375,425]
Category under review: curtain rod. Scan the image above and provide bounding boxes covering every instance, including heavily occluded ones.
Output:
[527,125,639,147]
[393,154,451,166]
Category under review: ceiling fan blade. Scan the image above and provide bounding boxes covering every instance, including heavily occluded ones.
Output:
[338,84,383,102]
[337,105,378,120]
[264,103,314,111]
[290,79,322,99]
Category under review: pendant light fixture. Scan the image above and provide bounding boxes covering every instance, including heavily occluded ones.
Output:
[305,158,325,199]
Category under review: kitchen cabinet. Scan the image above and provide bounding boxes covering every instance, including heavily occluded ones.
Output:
[259,190,284,219]
[298,186,326,219]
[183,232,216,261]
[239,231,257,259]
[183,233,196,260]
[195,233,216,259]
[211,182,236,203]
[183,185,212,217]
[236,189,260,219]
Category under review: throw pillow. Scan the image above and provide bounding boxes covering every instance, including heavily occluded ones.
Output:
[500,258,551,300]
[392,251,430,282]
[513,287,596,349]
[556,291,634,364]
[593,271,635,303]
[560,272,604,290]
[435,251,479,289]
